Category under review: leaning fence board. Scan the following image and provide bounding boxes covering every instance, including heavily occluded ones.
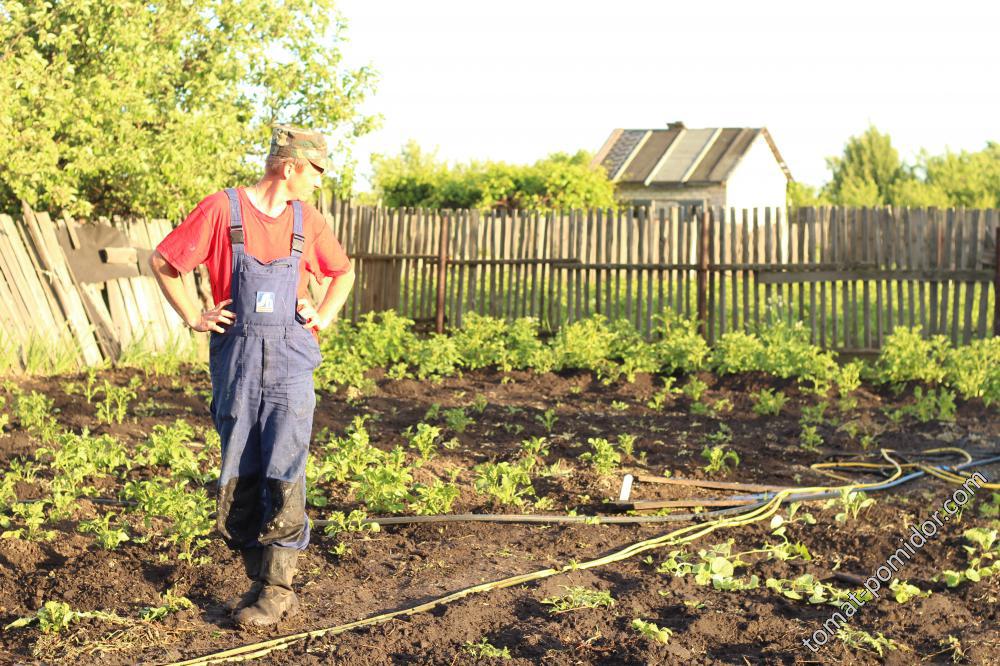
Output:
[0,258,29,358]
[1,213,65,334]
[114,217,153,347]
[0,219,35,345]
[105,279,135,348]
[117,217,166,350]
[134,218,185,338]
[26,209,103,365]
[0,213,71,357]
[78,282,121,360]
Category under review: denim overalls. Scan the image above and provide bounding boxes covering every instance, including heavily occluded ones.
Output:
[209,188,322,551]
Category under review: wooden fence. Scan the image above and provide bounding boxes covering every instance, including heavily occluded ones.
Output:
[0,203,997,372]
[0,206,329,372]
[327,202,999,352]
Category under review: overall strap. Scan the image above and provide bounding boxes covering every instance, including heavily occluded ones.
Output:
[291,200,304,256]
[224,188,246,252]
[223,188,245,306]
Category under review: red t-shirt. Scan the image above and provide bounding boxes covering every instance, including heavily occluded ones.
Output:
[156,187,352,309]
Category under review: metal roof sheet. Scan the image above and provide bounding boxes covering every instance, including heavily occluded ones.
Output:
[647,128,717,183]
[600,130,646,179]
[618,129,680,183]
[593,125,790,185]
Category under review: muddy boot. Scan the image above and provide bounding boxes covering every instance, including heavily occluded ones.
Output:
[223,548,264,612]
[234,546,300,627]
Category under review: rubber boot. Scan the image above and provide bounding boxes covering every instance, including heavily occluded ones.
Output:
[234,546,300,627]
[223,548,264,613]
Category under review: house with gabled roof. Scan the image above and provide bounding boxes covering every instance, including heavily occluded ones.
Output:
[593,122,793,212]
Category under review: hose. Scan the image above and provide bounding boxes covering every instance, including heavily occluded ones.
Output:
[165,451,999,666]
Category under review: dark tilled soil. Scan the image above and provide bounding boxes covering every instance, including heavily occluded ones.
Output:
[0,366,997,665]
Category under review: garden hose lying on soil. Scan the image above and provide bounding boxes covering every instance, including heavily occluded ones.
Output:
[165,449,999,666]
[809,446,1000,490]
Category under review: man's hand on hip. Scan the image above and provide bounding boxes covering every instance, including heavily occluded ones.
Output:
[296,298,336,331]
[188,298,236,333]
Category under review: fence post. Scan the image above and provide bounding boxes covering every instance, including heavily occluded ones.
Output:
[436,211,450,334]
[994,220,1000,336]
[697,208,710,338]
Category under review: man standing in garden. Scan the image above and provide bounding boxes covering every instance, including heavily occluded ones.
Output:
[148,125,354,626]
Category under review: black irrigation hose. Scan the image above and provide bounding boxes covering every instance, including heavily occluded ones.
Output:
[15,456,1000,526]
[312,455,1000,528]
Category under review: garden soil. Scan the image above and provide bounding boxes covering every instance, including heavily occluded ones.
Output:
[0,366,997,664]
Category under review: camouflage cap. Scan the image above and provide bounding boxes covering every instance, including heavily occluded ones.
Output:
[269,124,331,173]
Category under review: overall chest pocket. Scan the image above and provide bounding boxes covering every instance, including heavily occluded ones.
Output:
[237,262,296,321]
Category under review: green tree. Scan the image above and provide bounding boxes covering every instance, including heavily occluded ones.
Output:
[888,177,950,208]
[370,143,616,210]
[911,143,1000,208]
[368,141,448,208]
[787,181,830,208]
[823,125,902,205]
[0,0,378,218]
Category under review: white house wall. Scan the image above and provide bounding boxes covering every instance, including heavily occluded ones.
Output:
[724,134,788,211]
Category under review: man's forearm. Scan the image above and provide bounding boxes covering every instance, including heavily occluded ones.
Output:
[316,269,356,326]
[149,251,201,327]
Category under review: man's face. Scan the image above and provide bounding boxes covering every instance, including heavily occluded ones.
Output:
[286,162,324,201]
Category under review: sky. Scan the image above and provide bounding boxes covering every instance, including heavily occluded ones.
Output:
[334,0,998,192]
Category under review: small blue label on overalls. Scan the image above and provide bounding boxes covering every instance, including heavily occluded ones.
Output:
[255,291,275,313]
